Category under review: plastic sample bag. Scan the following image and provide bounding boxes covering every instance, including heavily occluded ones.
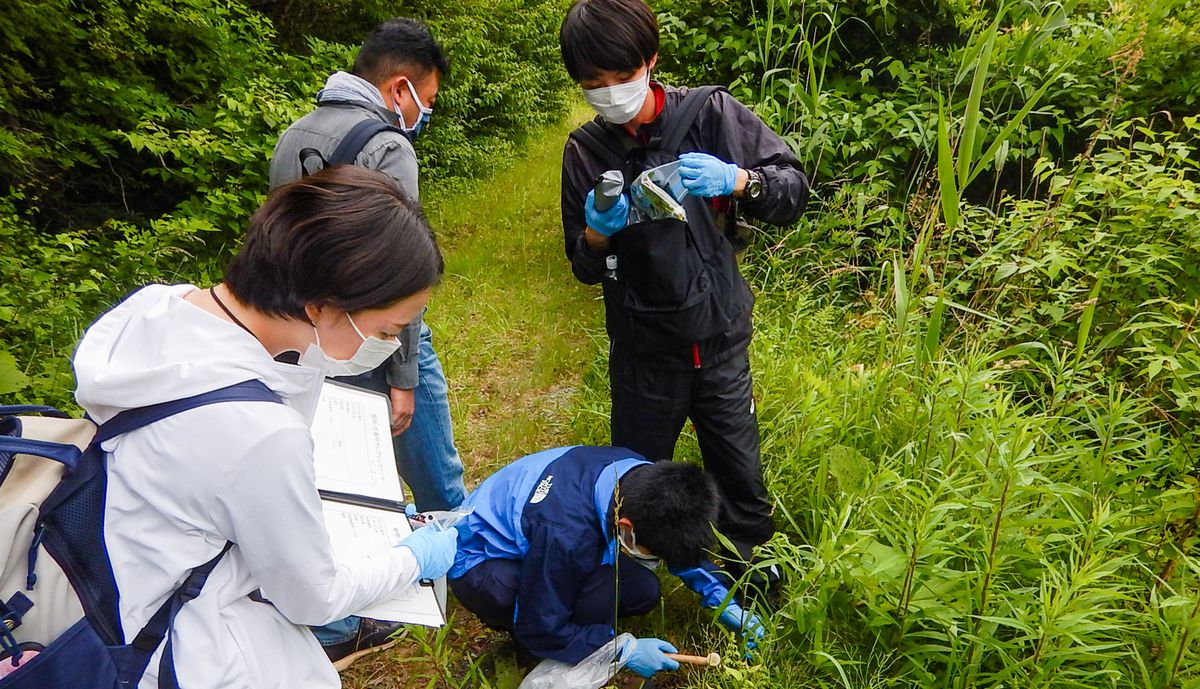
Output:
[630,161,688,223]
[518,633,635,689]
[417,505,475,531]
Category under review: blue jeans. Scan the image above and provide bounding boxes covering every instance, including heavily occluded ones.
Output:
[312,615,360,645]
[314,323,465,646]
[395,323,466,511]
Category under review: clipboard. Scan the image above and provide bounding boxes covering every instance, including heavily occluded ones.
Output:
[310,380,445,627]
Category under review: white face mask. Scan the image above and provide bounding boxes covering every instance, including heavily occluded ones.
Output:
[583,72,650,125]
[618,525,661,571]
[297,312,401,377]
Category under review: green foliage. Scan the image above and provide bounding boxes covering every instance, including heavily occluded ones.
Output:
[409,0,573,190]
[622,1,1200,687]
[0,0,281,229]
[0,0,571,408]
[0,195,217,406]
[2,0,1199,686]
[727,266,1200,688]
[957,118,1200,417]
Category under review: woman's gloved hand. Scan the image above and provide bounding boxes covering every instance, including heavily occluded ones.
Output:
[677,151,738,197]
[619,637,680,678]
[584,189,630,236]
[396,524,457,580]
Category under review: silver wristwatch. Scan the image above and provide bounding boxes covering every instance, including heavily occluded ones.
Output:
[745,169,765,201]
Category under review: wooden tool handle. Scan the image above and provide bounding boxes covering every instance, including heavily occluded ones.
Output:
[665,652,721,667]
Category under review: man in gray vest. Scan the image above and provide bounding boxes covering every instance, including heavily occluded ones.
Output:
[269,18,464,669]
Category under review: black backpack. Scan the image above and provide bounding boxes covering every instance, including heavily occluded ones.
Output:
[0,382,283,688]
[568,86,749,353]
[298,104,406,175]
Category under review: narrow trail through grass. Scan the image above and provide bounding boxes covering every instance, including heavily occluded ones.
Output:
[342,107,607,689]
[420,105,603,484]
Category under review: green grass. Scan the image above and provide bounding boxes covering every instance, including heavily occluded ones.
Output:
[343,98,1200,688]
[341,105,608,689]
[418,102,606,483]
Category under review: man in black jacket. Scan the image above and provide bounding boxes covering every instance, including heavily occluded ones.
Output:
[558,0,809,591]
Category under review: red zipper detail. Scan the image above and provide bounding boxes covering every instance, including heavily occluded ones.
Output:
[692,342,702,369]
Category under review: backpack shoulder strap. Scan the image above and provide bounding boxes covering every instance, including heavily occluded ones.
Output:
[0,406,85,474]
[660,85,724,155]
[568,120,628,170]
[94,380,282,446]
[327,117,404,167]
[95,381,283,686]
[0,405,67,417]
[142,542,234,689]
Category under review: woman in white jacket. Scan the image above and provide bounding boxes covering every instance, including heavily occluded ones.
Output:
[72,166,457,688]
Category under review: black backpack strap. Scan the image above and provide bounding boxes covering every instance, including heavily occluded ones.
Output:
[328,118,404,166]
[111,542,233,688]
[568,120,628,170]
[660,85,724,155]
[96,381,283,687]
[94,379,282,446]
[152,542,234,689]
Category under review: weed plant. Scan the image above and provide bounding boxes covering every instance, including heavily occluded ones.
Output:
[576,1,1200,687]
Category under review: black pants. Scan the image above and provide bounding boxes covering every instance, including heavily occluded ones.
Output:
[450,556,661,632]
[609,347,774,551]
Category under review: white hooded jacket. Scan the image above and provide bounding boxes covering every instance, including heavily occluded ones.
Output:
[73,284,421,688]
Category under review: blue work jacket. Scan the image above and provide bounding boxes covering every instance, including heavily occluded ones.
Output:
[449,446,731,663]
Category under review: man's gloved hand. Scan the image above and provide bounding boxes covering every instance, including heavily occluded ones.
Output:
[396,524,457,580]
[678,152,738,197]
[717,602,766,650]
[619,637,680,678]
[584,188,630,237]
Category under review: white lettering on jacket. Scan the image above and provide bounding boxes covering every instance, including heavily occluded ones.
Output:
[530,475,554,504]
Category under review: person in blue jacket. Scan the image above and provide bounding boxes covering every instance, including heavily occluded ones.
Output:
[448,446,763,678]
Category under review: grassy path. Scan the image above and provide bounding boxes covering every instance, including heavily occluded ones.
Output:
[342,107,607,689]
[419,105,605,484]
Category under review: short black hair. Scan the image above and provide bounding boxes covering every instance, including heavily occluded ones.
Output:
[560,0,659,82]
[225,165,443,320]
[616,461,719,569]
[353,18,450,85]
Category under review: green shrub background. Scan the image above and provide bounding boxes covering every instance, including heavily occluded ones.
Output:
[0,0,571,403]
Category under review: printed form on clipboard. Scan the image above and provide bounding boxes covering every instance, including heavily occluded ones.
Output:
[309,380,445,628]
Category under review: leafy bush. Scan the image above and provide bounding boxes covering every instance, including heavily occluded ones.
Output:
[745,278,1200,687]
[0,0,281,230]
[0,0,571,407]
[657,0,1199,192]
[0,199,215,404]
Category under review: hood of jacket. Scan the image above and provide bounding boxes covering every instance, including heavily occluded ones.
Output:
[74,284,324,424]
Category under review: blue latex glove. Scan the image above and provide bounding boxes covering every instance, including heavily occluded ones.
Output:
[718,602,766,650]
[396,524,457,580]
[678,151,738,197]
[584,188,630,237]
[620,637,680,678]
